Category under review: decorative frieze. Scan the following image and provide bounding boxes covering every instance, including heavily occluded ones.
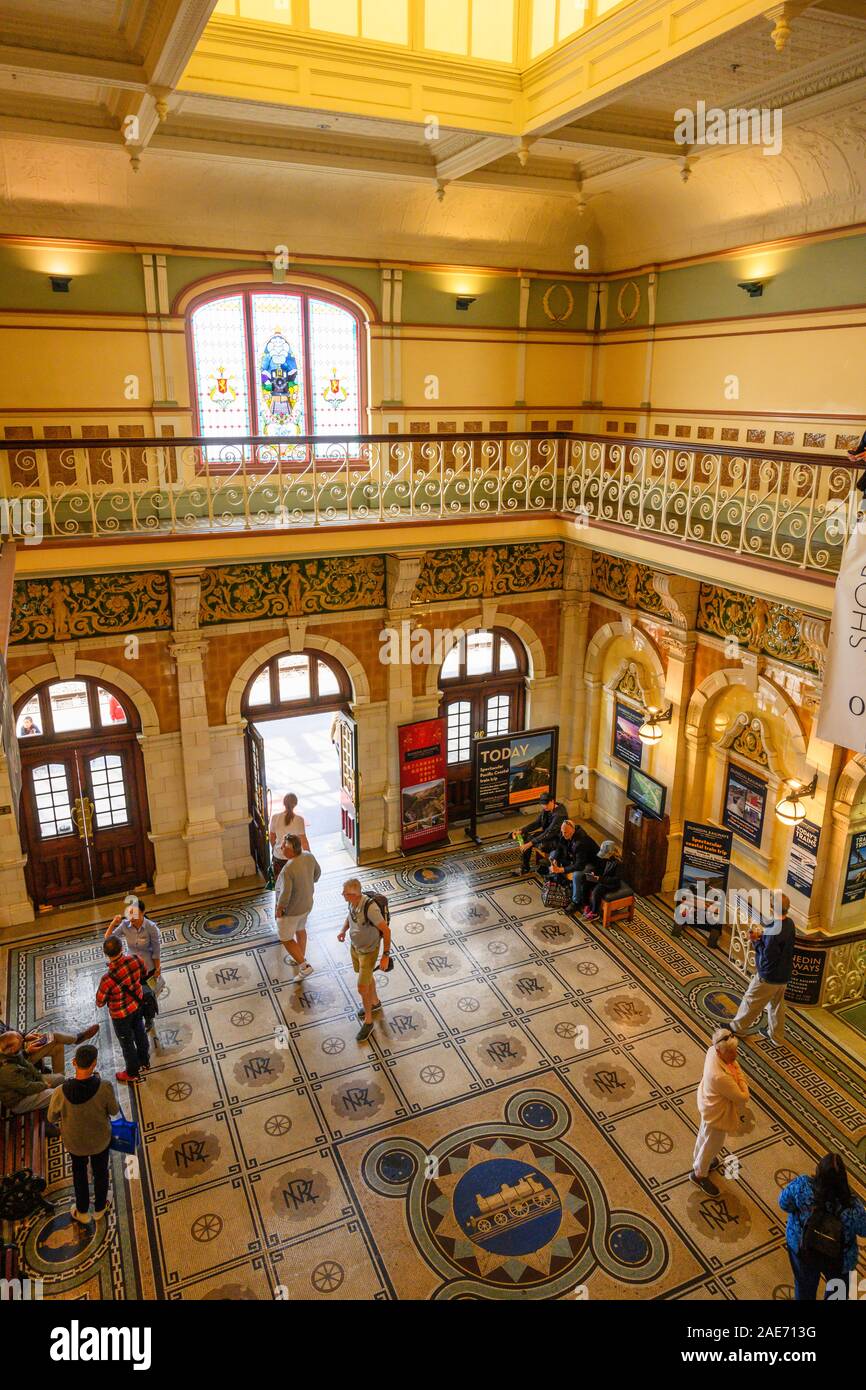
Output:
[697,585,825,673]
[11,572,170,644]
[412,542,563,605]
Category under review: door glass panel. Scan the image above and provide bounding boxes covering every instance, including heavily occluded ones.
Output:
[89,754,129,828]
[466,630,494,676]
[277,654,311,702]
[317,660,340,697]
[97,687,128,727]
[247,668,271,706]
[31,763,74,838]
[48,681,91,733]
[486,693,510,736]
[16,695,42,738]
[498,637,518,672]
[446,700,472,765]
[440,642,461,680]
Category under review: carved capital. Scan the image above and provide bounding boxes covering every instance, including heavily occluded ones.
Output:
[800,615,829,677]
[170,569,203,634]
[652,573,700,631]
[386,551,426,611]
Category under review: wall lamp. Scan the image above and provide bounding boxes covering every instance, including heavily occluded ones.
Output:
[49,276,72,293]
[737,280,764,298]
[455,296,477,311]
[775,772,818,827]
[638,705,673,746]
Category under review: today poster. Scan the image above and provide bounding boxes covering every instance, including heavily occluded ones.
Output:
[474,727,557,820]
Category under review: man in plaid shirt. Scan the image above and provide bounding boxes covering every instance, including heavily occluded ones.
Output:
[96,937,150,1085]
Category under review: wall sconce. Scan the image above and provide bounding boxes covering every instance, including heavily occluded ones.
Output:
[49,276,72,293]
[638,705,673,745]
[455,296,476,311]
[775,772,818,827]
[737,280,764,298]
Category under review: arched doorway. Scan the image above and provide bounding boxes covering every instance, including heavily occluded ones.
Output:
[15,677,154,908]
[438,628,528,821]
[241,649,357,871]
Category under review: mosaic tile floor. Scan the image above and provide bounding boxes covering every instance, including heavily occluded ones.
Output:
[4,842,866,1301]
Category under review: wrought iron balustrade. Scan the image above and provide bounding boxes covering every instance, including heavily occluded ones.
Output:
[0,430,858,575]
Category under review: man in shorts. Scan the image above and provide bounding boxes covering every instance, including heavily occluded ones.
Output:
[337,878,391,1043]
[274,835,321,984]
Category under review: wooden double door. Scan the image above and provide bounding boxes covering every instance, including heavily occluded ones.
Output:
[20,736,152,907]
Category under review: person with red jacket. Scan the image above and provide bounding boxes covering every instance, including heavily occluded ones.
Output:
[95,936,150,1085]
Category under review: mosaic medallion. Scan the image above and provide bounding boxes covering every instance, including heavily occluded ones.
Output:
[602,993,652,1027]
[271,1165,332,1222]
[232,1049,288,1089]
[161,1129,221,1181]
[330,1079,386,1123]
[530,917,576,946]
[204,961,254,994]
[584,1062,637,1103]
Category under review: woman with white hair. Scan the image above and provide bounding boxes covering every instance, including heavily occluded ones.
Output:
[691,1026,750,1196]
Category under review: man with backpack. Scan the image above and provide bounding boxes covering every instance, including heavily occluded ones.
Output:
[338,879,391,1043]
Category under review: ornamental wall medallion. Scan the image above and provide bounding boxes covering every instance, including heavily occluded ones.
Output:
[412,543,563,605]
[541,283,575,323]
[10,572,170,644]
[616,280,641,323]
[731,719,770,768]
[199,555,385,623]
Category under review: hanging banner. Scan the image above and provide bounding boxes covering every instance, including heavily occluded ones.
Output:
[722,763,767,848]
[473,727,558,821]
[817,523,866,752]
[786,819,821,899]
[398,718,449,851]
[841,829,866,905]
[785,944,828,1006]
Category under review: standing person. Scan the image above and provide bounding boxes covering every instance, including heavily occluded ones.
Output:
[337,879,391,1044]
[779,1153,866,1300]
[95,938,149,1085]
[691,1027,750,1196]
[274,834,321,984]
[729,891,795,1044]
[511,794,568,877]
[0,1031,63,1134]
[105,897,162,990]
[579,841,623,921]
[269,793,310,880]
[47,1043,119,1226]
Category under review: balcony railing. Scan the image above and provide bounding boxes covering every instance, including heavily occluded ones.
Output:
[0,431,859,575]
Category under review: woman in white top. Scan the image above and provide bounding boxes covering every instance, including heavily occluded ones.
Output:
[269,792,310,878]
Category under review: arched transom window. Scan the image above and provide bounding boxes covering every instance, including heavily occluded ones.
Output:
[189,287,365,440]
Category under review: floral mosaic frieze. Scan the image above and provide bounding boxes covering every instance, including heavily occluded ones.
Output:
[412,543,563,605]
[198,555,385,623]
[11,572,170,644]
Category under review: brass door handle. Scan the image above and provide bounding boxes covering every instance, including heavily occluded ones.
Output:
[73,796,93,842]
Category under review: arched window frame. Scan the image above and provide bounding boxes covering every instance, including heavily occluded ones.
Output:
[438,628,528,770]
[185,283,369,451]
[14,677,139,745]
[241,650,353,721]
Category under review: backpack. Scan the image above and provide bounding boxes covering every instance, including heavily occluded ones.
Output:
[802,1199,844,1266]
[362,892,390,927]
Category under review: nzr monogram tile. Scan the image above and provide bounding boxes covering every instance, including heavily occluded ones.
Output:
[193,952,265,1001]
[251,1151,350,1244]
[462,1021,548,1085]
[315,1068,405,1138]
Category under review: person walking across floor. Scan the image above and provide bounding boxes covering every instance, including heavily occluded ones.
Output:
[47,1043,119,1227]
[691,1027,750,1196]
[779,1153,866,1300]
[104,897,162,1030]
[578,840,623,921]
[337,879,391,1044]
[95,937,149,1085]
[512,793,568,876]
[275,834,321,984]
[269,793,310,880]
[729,891,795,1045]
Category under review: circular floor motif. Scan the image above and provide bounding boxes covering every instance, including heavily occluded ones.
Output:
[271,1165,332,1221]
[161,1129,221,1181]
[25,1206,106,1272]
[205,961,253,993]
[203,1283,257,1300]
[330,1079,386,1123]
[518,1100,556,1129]
[473,1032,528,1074]
[233,1048,287,1089]
[201,911,242,938]
[530,917,576,946]
[698,986,743,1021]
[191,1213,222,1243]
[312,1260,344,1293]
[584,1061,637,1104]
[377,1149,417,1185]
[422,1135,591,1289]
[608,1224,652,1268]
[408,865,448,889]
[602,993,652,1028]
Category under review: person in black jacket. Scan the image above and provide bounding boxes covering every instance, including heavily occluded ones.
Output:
[577,840,623,919]
[512,795,568,875]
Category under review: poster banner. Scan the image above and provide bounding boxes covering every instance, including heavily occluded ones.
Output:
[817,524,866,752]
[785,944,828,1006]
[676,821,733,927]
[474,727,557,820]
[842,829,866,905]
[398,718,449,851]
[786,819,821,899]
[613,701,643,769]
[722,763,767,848]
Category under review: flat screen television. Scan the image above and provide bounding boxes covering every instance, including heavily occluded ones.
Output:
[627,764,667,820]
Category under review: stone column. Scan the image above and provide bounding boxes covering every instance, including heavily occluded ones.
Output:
[169,571,229,894]
[652,575,701,889]
[558,543,592,815]
[380,551,426,851]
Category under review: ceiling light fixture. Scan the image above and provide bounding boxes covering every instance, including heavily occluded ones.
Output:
[775,772,818,827]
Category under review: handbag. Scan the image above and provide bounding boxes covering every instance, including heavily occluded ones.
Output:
[0,1168,53,1221]
[109,1108,140,1155]
[541,876,571,909]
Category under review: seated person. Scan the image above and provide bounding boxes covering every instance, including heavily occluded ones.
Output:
[512,794,568,876]
[0,1015,98,1075]
[0,1031,67,1133]
[558,826,602,912]
[575,840,624,921]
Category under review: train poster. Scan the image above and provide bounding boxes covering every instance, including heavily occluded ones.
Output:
[398,718,449,851]
[473,726,558,822]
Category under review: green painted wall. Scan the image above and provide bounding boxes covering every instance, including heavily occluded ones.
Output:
[0,247,146,313]
[400,270,520,327]
[527,279,590,330]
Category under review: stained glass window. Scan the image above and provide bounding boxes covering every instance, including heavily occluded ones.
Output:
[189,288,364,444]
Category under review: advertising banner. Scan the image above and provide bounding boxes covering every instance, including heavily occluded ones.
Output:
[816,524,866,752]
[398,718,449,851]
[723,763,767,848]
[785,944,828,1006]
[786,819,821,899]
[473,727,558,821]
[842,829,866,905]
[676,821,733,927]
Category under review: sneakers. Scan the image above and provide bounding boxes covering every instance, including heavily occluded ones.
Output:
[294,962,314,985]
[70,1207,92,1226]
[93,1200,112,1219]
[690,1172,720,1196]
[356,1021,374,1043]
[75,1024,99,1043]
[356,1002,382,1019]
[115,1071,144,1085]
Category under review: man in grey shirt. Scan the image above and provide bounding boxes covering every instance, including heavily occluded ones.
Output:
[275,835,321,984]
[337,878,391,1043]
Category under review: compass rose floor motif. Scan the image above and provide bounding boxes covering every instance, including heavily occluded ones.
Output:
[2,840,865,1301]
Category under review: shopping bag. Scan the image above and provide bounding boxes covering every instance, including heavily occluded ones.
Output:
[541,877,571,909]
[109,1109,140,1155]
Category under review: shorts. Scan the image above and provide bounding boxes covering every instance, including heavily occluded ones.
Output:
[277,912,309,943]
[350,946,379,987]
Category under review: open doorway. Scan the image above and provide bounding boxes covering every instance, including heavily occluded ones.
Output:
[242,650,359,878]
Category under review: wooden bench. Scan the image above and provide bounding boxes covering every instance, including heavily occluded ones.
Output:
[601,891,636,929]
[0,1107,49,1278]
